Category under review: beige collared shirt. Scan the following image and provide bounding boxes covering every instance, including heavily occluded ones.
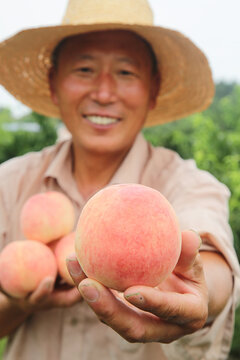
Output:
[1,133,240,360]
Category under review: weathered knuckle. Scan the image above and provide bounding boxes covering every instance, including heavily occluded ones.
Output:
[124,326,146,343]
[160,305,177,321]
[159,328,192,344]
[97,307,117,324]
[183,314,208,334]
[191,306,208,331]
[123,334,138,343]
[189,317,207,332]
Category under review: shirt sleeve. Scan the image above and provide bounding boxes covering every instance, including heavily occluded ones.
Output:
[0,177,10,250]
[144,146,240,359]
[167,157,240,285]
[168,158,240,359]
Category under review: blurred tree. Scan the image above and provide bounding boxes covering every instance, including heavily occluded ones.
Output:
[0,110,60,163]
[143,84,240,358]
[143,83,240,258]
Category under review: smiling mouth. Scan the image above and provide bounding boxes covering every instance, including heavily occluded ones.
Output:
[84,115,120,125]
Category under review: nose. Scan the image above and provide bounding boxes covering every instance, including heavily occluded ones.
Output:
[90,72,117,105]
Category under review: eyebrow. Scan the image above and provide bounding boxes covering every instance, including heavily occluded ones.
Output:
[115,56,138,66]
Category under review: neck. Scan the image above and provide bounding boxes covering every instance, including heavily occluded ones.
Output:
[72,144,129,200]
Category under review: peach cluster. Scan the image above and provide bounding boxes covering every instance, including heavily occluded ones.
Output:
[75,183,182,292]
[0,191,76,298]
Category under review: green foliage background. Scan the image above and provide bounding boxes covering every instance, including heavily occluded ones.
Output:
[143,82,240,260]
[0,82,239,358]
[0,110,59,162]
[144,82,240,359]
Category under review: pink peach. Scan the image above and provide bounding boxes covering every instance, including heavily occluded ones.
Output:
[75,183,182,292]
[20,191,75,244]
[50,232,75,285]
[0,240,57,298]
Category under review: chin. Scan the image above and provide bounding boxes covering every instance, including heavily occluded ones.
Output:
[87,138,128,155]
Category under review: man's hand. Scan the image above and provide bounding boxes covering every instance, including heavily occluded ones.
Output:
[0,274,83,315]
[67,230,209,343]
[0,262,85,338]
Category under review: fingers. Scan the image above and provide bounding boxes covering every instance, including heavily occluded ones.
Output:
[71,231,207,343]
[1,272,82,313]
[78,278,152,342]
[0,278,55,305]
[30,280,82,309]
[175,230,202,272]
[49,286,83,307]
[77,278,202,343]
[66,254,86,286]
[29,276,55,304]
[74,231,208,344]
[124,284,208,331]
[0,284,16,300]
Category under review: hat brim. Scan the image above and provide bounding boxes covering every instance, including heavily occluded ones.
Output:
[0,23,214,126]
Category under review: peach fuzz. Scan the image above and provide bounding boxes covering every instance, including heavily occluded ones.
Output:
[75,183,182,292]
[0,240,57,298]
[20,191,75,244]
[50,232,75,285]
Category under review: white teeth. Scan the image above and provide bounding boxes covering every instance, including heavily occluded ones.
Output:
[86,116,118,125]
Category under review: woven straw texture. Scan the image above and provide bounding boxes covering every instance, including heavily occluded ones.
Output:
[0,0,214,126]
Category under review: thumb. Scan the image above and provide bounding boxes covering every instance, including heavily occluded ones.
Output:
[66,254,86,287]
[29,276,55,304]
[175,230,202,272]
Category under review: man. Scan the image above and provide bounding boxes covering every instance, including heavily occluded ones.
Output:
[0,0,239,359]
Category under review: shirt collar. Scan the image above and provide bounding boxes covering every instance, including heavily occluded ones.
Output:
[43,132,150,201]
[44,139,73,181]
[110,132,150,185]
[44,139,83,204]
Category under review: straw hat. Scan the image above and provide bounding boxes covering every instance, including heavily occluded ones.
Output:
[0,0,214,126]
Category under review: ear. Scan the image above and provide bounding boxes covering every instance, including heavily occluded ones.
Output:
[149,72,160,110]
[48,67,59,106]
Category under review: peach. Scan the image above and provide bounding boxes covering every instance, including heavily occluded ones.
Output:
[20,191,75,244]
[50,232,75,285]
[0,240,57,298]
[75,183,182,292]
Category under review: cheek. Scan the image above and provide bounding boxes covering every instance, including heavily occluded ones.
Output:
[119,81,152,110]
[57,78,88,105]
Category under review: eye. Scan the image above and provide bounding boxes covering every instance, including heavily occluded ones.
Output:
[76,67,93,73]
[118,67,140,78]
[119,69,135,76]
[72,65,95,77]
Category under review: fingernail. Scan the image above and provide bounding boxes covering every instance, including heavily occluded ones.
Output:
[44,279,54,291]
[125,292,144,304]
[79,283,99,302]
[66,258,83,276]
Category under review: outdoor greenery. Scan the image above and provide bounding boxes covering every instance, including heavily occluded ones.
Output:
[143,82,240,359]
[0,81,239,358]
[143,82,240,260]
[0,339,6,358]
[0,110,59,163]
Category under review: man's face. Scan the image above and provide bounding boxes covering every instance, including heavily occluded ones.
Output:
[50,30,159,155]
